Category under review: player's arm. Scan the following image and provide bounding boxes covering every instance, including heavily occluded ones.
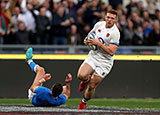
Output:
[30,73,51,92]
[88,35,118,56]
[98,43,118,56]
[61,73,72,100]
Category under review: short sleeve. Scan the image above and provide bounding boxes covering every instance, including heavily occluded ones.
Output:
[47,94,67,106]
[110,29,120,46]
[57,94,67,105]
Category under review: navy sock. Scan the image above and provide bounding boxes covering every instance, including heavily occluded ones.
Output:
[82,96,90,103]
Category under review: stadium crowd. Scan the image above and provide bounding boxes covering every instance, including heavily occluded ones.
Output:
[0,0,159,46]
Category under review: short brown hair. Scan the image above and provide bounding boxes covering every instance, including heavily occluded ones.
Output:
[106,9,118,17]
[51,82,63,97]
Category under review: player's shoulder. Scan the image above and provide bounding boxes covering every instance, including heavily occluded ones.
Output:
[110,24,120,39]
[59,94,67,99]
[95,21,106,26]
[112,24,120,34]
[57,94,67,104]
[37,86,50,92]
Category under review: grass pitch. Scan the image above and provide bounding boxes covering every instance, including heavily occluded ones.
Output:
[0,98,160,111]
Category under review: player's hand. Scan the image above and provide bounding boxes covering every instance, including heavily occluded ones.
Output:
[65,73,72,83]
[84,37,88,45]
[88,35,100,46]
[44,73,51,81]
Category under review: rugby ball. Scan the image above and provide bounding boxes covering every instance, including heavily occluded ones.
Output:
[87,33,97,51]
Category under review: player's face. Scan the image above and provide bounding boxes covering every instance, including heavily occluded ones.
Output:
[105,13,117,28]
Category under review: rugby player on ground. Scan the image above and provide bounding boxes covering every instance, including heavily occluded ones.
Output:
[26,48,72,106]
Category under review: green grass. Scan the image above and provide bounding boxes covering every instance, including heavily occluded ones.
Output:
[0,98,160,111]
[66,98,160,110]
[0,98,31,105]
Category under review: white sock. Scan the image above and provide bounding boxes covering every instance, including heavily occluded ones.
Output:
[27,59,33,64]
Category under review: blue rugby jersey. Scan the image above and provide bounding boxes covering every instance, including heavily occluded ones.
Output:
[32,86,66,106]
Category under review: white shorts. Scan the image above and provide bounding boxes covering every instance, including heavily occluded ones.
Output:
[28,89,35,103]
[84,55,113,78]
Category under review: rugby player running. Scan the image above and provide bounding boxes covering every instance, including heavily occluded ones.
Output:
[77,9,120,109]
[26,48,72,106]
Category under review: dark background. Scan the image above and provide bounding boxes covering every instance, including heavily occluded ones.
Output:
[0,59,160,98]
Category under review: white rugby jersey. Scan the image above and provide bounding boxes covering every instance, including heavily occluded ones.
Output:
[88,21,120,63]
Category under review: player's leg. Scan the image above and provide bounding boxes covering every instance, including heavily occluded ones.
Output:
[30,66,46,90]
[84,74,103,99]
[77,62,93,81]
[26,48,46,91]
[26,48,38,73]
[77,62,94,92]
[78,74,103,110]
[28,66,48,104]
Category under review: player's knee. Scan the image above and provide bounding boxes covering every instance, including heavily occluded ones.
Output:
[77,72,87,81]
[77,73,83,80]
[37,67,45,73]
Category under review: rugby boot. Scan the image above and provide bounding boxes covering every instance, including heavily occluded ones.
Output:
[26,48,33,61]
[79,75,91,92]
[77,100,87,110]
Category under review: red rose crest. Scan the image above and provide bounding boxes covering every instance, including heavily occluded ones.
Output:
[98,29,101,33]
[106,33,110,38]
